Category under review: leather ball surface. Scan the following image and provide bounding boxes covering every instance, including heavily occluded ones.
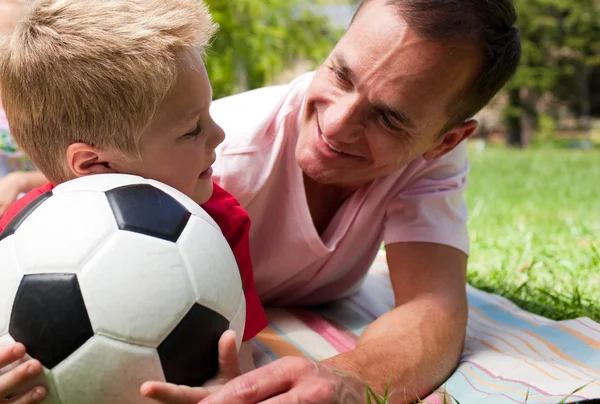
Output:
[0,174,245,404]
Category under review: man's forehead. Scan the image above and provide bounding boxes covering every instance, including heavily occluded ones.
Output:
[336,1,482,132]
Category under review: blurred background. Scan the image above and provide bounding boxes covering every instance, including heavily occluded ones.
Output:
[205,0,600,150]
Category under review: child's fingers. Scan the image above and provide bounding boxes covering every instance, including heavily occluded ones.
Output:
[0,359,43,401]
[140,381,209,404]
[0,344,26,369]
[217,330,240,380]
[8,386,47,404]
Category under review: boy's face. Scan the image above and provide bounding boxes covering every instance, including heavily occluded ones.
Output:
[111,49,224,205]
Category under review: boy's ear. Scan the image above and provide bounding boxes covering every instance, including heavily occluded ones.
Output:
[66,143,119,178]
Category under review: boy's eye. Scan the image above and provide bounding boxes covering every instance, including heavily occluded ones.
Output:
[182,124,202,138]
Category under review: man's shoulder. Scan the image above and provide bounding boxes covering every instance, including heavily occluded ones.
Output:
[211,72,314,152]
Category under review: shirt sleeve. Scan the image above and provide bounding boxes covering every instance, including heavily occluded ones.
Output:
[201,185,268,341]
[222,204,268,341]
[383,142,470,255]
[0,183,54,233]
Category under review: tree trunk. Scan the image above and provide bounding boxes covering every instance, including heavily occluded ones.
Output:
[580,63,591,136]
[507,88,524,147]
[520,87,537,148]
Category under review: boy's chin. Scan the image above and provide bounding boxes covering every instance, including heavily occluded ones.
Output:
[193,180,214,205]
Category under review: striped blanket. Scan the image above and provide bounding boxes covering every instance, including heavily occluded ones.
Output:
[251,251,600,403]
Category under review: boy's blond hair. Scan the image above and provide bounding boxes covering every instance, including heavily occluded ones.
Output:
[0,0,217,183]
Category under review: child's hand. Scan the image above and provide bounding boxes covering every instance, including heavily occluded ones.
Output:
[0,171,47,217]
[140,330,241,404]
[0,343,47,403]
[0,173,24,217]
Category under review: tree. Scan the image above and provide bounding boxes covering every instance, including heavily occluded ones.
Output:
[554,0,600,136]
[506,0,600,147]
[505,0,564,147]
[204,0,345,99]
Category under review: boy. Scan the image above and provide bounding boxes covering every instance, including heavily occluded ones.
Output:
[0,0,268,403]
[0,0,48,216]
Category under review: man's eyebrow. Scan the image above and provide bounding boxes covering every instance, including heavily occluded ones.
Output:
[333,54,415,130]
[332,53,355,82]
[374,102,416,129]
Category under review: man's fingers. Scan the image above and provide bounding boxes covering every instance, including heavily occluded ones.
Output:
[217,330,240,380]
[140,381,210,404]
[199,360,294,404]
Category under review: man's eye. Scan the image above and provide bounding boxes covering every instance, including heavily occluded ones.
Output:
[334,69,348,82]
[328,65,349,84]
[380,113,399,131]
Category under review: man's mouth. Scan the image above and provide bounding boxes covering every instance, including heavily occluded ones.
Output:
[316,118,354,157]
[320,131,345,154]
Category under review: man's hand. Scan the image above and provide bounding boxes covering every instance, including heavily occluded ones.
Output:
[197,356,365,404]
[140,330,241,404]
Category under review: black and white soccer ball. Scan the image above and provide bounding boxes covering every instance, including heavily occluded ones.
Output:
[0,174,245,404]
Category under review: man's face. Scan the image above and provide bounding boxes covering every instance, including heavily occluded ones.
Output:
[296,0,481,189]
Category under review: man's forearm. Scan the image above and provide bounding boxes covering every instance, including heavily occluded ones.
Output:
[322,294,467,403]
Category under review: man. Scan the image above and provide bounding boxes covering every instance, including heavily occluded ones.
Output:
[175,0,521,402]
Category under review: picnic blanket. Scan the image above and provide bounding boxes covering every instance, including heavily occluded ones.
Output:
[251,251,600,403]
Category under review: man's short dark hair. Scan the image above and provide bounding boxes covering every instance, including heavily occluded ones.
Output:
[353,0,521,131]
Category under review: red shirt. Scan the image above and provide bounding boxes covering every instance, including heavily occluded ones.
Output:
[0,182,267,342]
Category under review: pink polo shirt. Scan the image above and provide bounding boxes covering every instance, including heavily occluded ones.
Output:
[211,72,470,306]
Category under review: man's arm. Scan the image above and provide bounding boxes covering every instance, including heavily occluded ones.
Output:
[196,242,468,404]
[323,241,468,402]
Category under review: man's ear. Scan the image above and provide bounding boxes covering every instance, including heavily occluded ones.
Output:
[422,120,478,161]
[66,143,119,178]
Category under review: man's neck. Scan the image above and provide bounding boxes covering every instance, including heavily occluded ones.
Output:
[303,173,357,236]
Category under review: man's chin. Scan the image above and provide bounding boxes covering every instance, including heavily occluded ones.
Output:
[299,163,337,186]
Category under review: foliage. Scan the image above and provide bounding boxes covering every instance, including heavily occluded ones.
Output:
[204,0,344,99]
[505,0,600,143]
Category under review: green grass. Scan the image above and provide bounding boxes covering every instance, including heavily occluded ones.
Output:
[464,145,600,322]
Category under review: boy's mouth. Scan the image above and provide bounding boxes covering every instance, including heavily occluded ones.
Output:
[199,166,213,179]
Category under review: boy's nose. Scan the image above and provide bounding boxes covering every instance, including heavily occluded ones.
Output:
[208,122,225,149]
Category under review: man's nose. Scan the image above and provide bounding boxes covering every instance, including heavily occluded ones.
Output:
[323,95,364,143]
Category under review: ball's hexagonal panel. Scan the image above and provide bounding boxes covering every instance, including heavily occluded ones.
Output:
[147,179,220,231]
[229,296,246,351]
[0,237,22,336]
[9,274,94,369]
[53,173,148,194]
[0,335,62,404]
[0,191,52,242]
[79,231,195,347]
[177,216,243,320]
[106,184,191,243]
[158,303,229,386]
[13,191,117,274]
[52,335,164,404]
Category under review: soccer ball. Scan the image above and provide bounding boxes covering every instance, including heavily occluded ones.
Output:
[0,174,246,404]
